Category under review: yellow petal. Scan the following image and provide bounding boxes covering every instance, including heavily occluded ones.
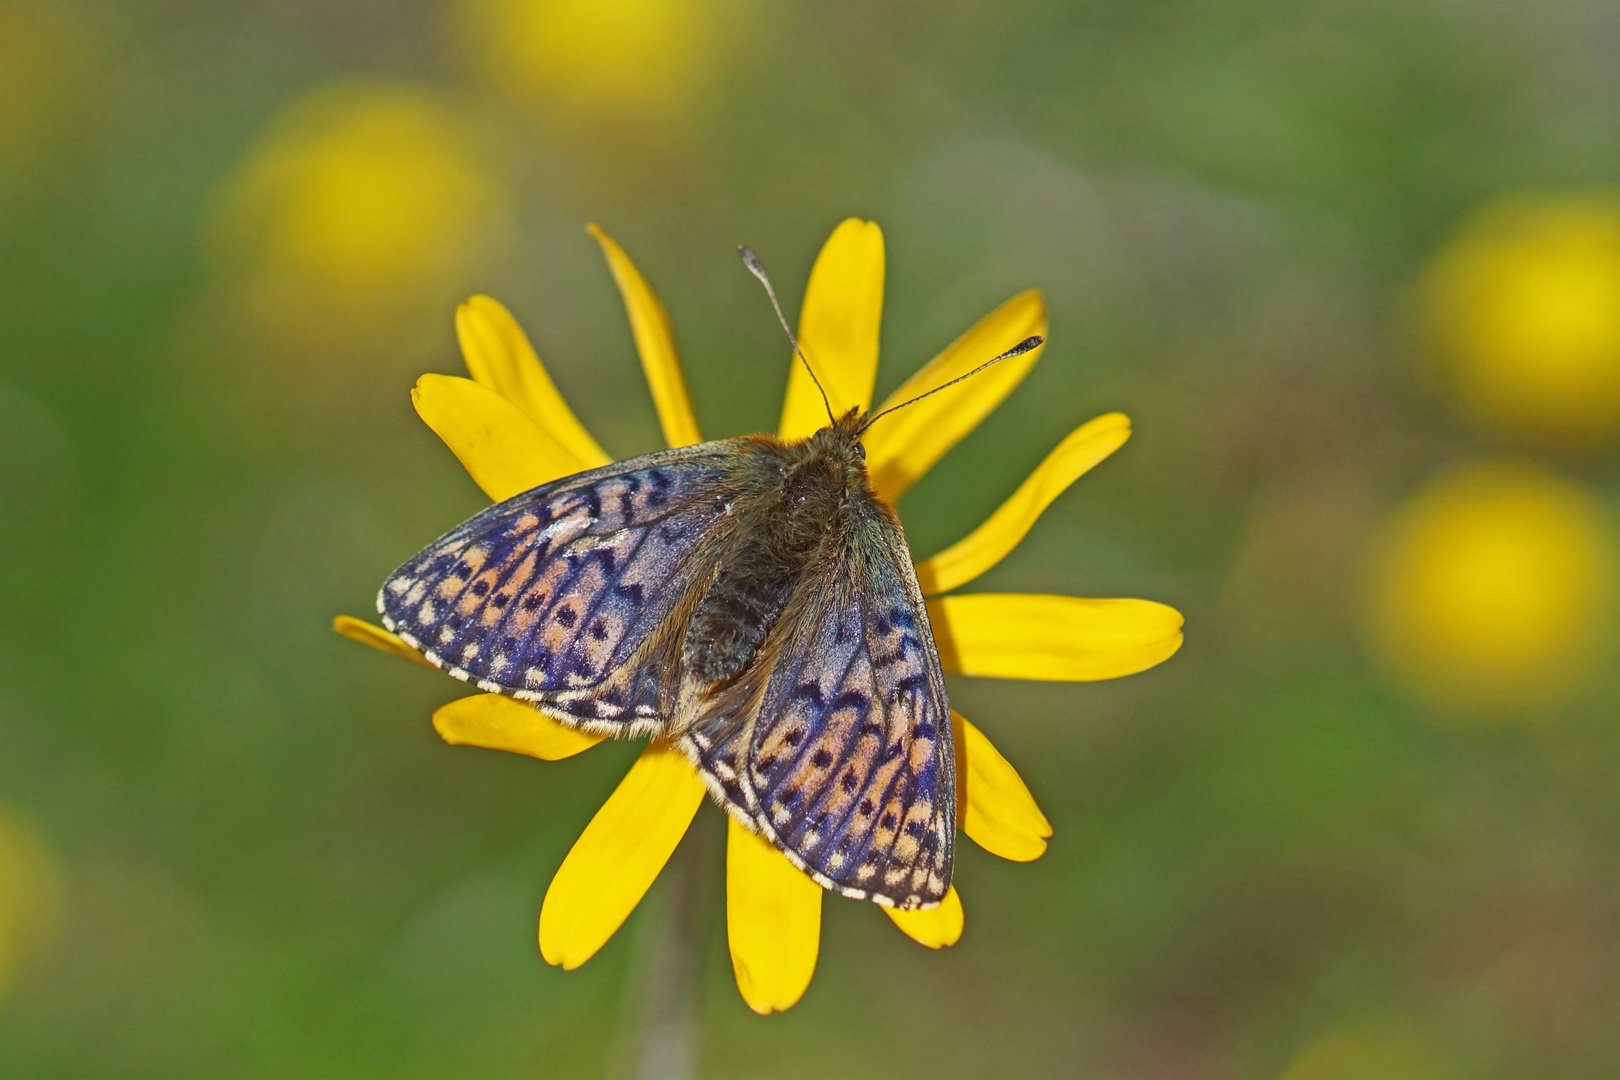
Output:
[432,693,605,761]
[332,615,435,669]
[455,294,611,468]
[587,224,703,448]
[411,373,582,501]
[725,817,821,1015]
[884,886,963,948]
[862,290,1048,503]
[778,219,884,441]
[929,593,1184,681]
[953,711,1051,862]
[915,413,1132,596]
[539,744,706,970]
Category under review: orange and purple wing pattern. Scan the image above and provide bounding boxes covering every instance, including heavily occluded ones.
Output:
[707,504,954,909]
[378,445,745,735]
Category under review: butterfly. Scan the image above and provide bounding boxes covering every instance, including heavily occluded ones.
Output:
[378,249,1041,909]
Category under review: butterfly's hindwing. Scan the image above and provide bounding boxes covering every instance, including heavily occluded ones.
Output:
[721,500,954,909]
[379,444,750,734]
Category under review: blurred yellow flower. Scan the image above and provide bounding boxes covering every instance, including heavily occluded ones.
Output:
[338,219,1183,1012]
[1279,1022,1453,1080]
[454,0,727,121]
[1423,192,1620,446]
[209,80,504,343]
[0,805,63,1005]
[1365,460,1618,716]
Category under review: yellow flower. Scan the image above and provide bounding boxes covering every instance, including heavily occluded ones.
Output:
[1422,191,1620,447]
[209,80,504,348]
[337,219,1184,1012]
[453,0,729,123]
[1365,459,1619,717]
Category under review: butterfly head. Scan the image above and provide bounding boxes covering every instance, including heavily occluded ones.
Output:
[802,406,870,485]
[761,406,878,520]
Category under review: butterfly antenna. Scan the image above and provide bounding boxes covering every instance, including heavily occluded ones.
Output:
[858,335,1044,433]
[738,245,835,424]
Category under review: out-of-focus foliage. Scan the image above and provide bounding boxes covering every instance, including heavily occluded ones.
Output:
[1278,1021,1455,1080]
[0,805,63,1004]
[0,2,117,174]
[3,0,1620,1077]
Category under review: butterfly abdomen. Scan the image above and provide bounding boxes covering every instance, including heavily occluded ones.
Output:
[682,559,796,683]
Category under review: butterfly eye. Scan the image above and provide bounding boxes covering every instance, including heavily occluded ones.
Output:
[853,443,866,462]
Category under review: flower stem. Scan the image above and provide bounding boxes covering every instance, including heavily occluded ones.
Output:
[619,808,718,1080]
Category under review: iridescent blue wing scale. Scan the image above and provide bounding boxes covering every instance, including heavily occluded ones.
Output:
[682,500,955,909]
[378,443,748,736]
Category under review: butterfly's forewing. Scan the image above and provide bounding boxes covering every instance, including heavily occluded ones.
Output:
[712,498,954,909]
[379,444,749,734]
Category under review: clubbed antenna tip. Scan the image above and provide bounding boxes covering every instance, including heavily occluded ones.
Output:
[860,335,1045,433]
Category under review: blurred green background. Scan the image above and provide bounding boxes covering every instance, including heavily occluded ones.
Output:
[4,0,1620,1076]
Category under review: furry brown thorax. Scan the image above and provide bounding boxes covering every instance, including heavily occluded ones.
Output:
[680,408,878,684]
